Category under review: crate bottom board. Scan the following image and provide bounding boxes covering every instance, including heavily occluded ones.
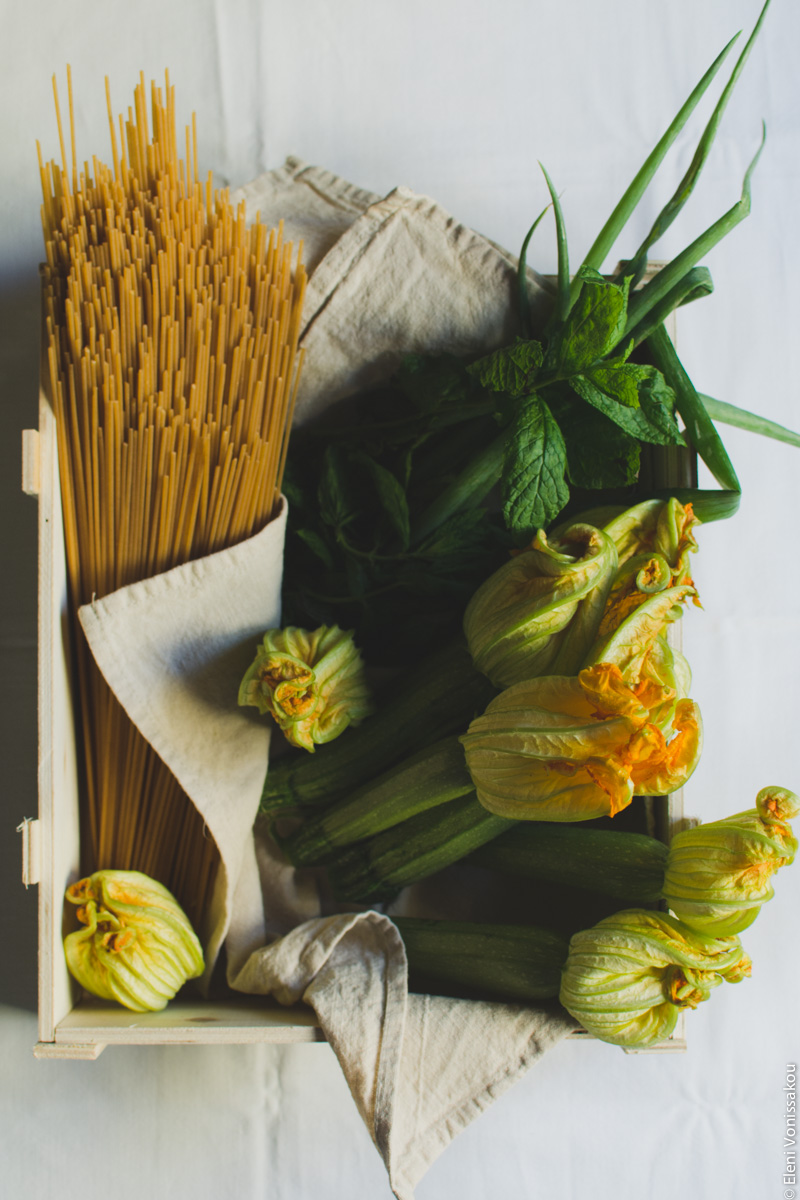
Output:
[38,996,324,1054]
[35,996,685,1057]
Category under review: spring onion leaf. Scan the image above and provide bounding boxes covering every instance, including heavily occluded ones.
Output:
[539,163,570,330]
[623,126,766,342]
[518,202,551,338]
[569,32,741,308]
[623,0,772,289]
[700,394,800,449]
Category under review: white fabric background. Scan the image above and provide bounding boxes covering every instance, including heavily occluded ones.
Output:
[1,2,798,1197]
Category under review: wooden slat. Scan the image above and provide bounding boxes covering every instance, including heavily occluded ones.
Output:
[37,352,82,1045]
[56,997,324,1045]
[22,429,40,496]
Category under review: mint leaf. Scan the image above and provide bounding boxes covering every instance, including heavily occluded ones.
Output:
[549,389,640,489]
[318,446,359,531]
[295,528,335,570]
[585,358,643,408]
[467,338,544,398]
[398,353,470,414]
[570,368,685,446]
[415,507,505,568]
[351,451,411,550]
[636,365,686,443]
[502,397,569,539]
[553,270,630,375]
[590,360,684,443]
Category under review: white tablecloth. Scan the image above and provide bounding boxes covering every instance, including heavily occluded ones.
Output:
[2,2,798,1197]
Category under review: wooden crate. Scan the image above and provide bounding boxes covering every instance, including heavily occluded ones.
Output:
[20,284,691,1058]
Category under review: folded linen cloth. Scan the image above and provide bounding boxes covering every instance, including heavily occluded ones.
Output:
[230,911,577,1200]
[79,158,575,1198]
[79,502,291,983]
[231,156,552,426]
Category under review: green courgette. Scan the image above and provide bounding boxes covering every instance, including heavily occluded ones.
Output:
[280,735,473,866]
[394,917,568,1003]
[468,822,668,902]
[259,638,494,814]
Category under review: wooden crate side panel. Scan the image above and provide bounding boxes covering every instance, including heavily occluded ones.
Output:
[38,384,81,1042]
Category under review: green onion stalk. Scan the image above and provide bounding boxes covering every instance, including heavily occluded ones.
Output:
[410,2,798,545]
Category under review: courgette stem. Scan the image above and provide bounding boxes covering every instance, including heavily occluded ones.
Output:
[326,792,513,902]
[280,735,473,866]
[467,823,668,903]
[259,638,495,814]
[393,916,568,1003]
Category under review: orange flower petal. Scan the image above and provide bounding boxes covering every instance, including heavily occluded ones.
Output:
[578,662,649,721]
[632,699,703,795]
[582,757,636,817]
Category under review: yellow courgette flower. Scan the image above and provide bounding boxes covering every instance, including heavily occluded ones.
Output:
[64,870,204,1012]
[663,785,799,935]
[238,625,373,752]
[559,909,749,1048]
[463,522,618,687]
[595,498,701,638]
[460,661,702,822]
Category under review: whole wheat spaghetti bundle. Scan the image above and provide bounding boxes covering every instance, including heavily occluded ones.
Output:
[38,68,306,928]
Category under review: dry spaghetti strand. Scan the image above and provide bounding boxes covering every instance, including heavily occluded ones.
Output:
[39,70,306,931]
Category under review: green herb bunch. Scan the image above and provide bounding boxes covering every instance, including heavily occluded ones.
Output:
[282,0,789,663]
[281,356,512,661]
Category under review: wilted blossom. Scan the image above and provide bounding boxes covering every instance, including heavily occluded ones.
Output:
[238,624,373,752]
[559,908,750,1048]
[663,785,799,935]
[64,870,204,1012]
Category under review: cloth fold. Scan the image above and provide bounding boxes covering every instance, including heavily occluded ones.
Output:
[79,501,289,982]
[78,157,574,1197]
[231,912,577,1200]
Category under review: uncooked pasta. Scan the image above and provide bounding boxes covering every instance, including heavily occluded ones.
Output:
[39,68,306,927]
